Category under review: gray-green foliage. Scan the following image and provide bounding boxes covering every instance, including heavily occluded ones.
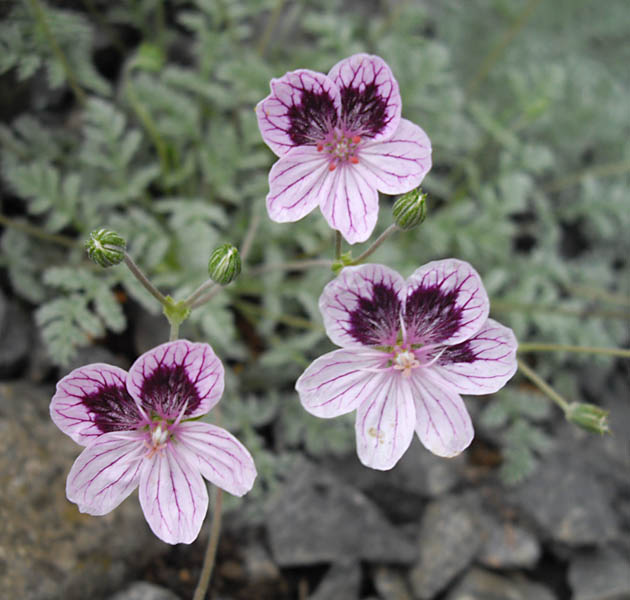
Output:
[0,0,627,490]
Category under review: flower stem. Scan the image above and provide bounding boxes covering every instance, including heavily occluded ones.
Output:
[335,231,342,260]
[26,0,87,107]
[349,224,399,265]
[491,299,629,320]
[517,359,570,414]
[518,343,630,358]
[169,321,180,342]
[193,486,224,600]
[123,253,166,305]
[0,213,77,248]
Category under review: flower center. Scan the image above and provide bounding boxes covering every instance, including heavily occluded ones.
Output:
[144,421,171,458]
[392,348,420,377]
[317,128,362,171]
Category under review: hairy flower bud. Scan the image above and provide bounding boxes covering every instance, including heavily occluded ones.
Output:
[567,402,610,435]
[208,244,241,285]
[392,187,427,231]
[85,229,126,268]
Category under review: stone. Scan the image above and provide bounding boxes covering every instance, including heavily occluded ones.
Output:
[409,493,485,600]
[107,582,181,600]
[568,546,630,600]
[309,559,361,600]
[0,381,165,600]
[445,568,556,600]
[265,459,416,567]
[478,514,541,569]
[373,566,412,600]
[511,452,618,546]
[323,438,464,522]
[0,298,32,378]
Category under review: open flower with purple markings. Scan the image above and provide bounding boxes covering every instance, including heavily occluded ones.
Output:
[256,53,432,244]
[296,260,518,470]
[50,340,257,544]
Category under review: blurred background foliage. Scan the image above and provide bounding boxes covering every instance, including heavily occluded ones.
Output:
[0,0,628,494]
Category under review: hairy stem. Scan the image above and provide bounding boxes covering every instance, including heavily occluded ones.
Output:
[517,359,570,414]
[335,231,342,260]
[491,299,629,320]
[123,253,166,305]
[26,0,87,106]
[349,224,399,265]
[518,343,630,358]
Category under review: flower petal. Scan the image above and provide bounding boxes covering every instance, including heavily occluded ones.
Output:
[319,263,406,348]
[175,421,257,497]
[266,147,331,223]
[328,54,401,142]
[404,259,489,347]
[256,69,341,157]
[66,430,144,515]
[138,444,208,544]
[431,318,518,395]
[355,373,416,470]
[409,372,474,457]
[358,118,432,194]
[51,364,141,446]
[319,164,379,244]
[296,348,388,417]
[127,340,224,421]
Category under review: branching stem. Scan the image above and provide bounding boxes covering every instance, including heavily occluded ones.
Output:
[517,359,570,414]
[123,253,166,305]
[349,224,399,265]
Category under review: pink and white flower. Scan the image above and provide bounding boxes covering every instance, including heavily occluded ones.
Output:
[256,53,432,244]
[50,340,257,544]
[296,260,518,470]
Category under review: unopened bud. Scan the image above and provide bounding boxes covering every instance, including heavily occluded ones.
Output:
[85,228,126,268]
[392,187,427,231]
[208,243,241,285]
[567,402,610,435]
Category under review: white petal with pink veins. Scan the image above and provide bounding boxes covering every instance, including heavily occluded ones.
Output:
[175,421,257,497]
[66,430,145,515]
[318,263,406,348]
[256,69,341,157]
[296,348,389,418]
[319,164,379,244]
[127,340,224,420]
[431,318,518,395]
[404,259,490,347]
[266,147,330,223]
[139,444,209,545]
[355,373,416,470]
[409,372,474,457]
[328,54,401,142]
[358,118,432,194]
[51,363,141,446]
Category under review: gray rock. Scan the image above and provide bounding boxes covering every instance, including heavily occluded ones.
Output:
[266,460,416,567]
[107,582,181,600]
[0,381,164,600]
[373,566,412,600]
[309,559,361,600]
[445,568,557,600]
[409,493,485,600]
[0,299,31,378]
[241,541,281,584]
[511,453,618,546]
[478,514,541,569]
[568,547,630,600]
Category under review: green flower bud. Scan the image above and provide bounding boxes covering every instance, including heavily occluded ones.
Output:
[392,187,427,231]
[567,402,610,435]
[208,243,241,285]
[85,229,126,268]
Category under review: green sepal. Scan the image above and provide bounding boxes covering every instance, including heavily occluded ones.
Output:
[162,296,191,328]
[392,187,427,231]
[331,251,354,275]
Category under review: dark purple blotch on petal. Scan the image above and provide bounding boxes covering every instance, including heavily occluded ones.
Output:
[438,340,477,365]
[348,282,402,346]
[140,363,201,419]
[287,89,338,145]
[405,285,463,345]
[340,84,389,138]
[83,384,143,433]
